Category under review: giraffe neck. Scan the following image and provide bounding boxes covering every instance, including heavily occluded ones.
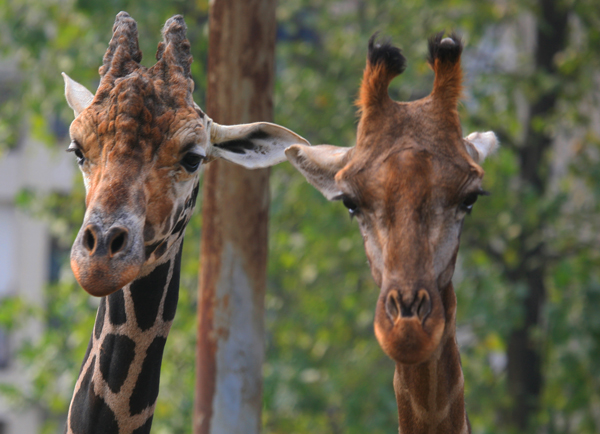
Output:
[393,283,470,434]
[66,242,183,434]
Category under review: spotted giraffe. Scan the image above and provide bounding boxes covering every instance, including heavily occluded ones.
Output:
[63,12,307,434]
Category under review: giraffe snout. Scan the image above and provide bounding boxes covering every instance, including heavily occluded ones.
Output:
[71,219,144,297]
[374,284,445,365]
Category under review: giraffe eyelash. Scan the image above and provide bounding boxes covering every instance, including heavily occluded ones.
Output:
[67,141,86,165]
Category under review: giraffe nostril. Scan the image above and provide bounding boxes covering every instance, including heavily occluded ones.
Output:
[108,228,128,257]
[385,290,401,321]
[83,226,97,254]
[385,289,432,323]
[415,289,432,322]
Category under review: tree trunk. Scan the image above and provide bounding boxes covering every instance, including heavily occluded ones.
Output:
[506,0,568,430]
[507,267,546,429]
[194,1,277,433]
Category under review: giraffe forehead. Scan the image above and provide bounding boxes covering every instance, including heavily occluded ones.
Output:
[100,77,169,150]
[89,72,201,155]
[358,99,465,155]
[341,147,474,206]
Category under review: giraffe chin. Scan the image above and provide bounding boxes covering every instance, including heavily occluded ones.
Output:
[70,255,142,297]
[373,290,446,365]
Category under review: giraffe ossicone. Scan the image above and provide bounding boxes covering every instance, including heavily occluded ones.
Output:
[286,32,497,433]
[63,11,307,434]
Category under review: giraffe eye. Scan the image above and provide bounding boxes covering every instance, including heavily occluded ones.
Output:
[461,193,478,211]
[341,196,359,217]
[460,190,489,214]
[67,141,85,165]
[181,152,204,172]
[333,193,361,219]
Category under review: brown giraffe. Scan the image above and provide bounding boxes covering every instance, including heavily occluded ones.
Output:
[285,34,498,433]
[62,12,307,434]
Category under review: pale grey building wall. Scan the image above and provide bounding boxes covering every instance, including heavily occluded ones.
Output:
[0,138,73,434]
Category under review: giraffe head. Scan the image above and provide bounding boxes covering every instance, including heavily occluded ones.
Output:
[64,12,307,297]
[286,33,497,365]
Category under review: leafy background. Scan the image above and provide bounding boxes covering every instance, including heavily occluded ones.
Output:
[0,0,599,433]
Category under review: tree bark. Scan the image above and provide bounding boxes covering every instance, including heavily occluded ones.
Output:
[194,1,277,433]
[507,267,546,429]
[506,0,568,430]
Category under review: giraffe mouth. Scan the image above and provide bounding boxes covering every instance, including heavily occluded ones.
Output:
[70,256,141,297]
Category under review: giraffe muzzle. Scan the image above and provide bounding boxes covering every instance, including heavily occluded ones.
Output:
[374,286,445,365]
[71,221,144,297]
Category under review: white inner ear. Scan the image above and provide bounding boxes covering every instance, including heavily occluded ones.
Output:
[285,144,351,201]
[209,121,310,169]
[62,72,94,117]
[464,131,499,163]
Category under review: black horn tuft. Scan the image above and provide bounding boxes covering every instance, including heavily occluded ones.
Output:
[356,33,406,114]
[368,33,407,76]
[427,31,463,67]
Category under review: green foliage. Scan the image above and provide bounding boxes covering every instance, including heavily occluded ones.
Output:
[1,0,600,433]
[265,165,397,433]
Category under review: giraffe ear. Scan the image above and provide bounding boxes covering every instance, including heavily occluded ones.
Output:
[209,122,310,169]
[464,131,498,163]
[285,144,352,200]
[62,73,94,117]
